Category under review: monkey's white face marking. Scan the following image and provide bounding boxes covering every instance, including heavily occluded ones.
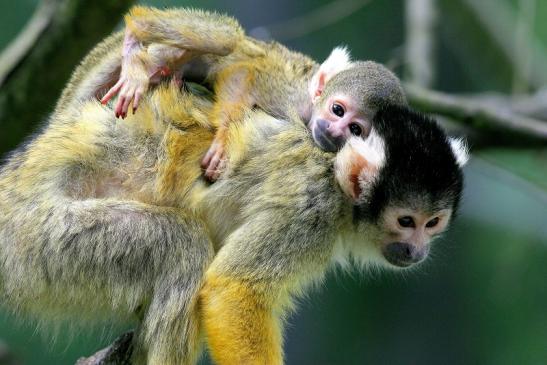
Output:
[383,207,452,241]
[375,207,452,268]
[449,137,469,167]
[334,131,385,201]
[340,207,453,271]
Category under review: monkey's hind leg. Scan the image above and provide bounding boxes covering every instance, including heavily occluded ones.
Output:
[0,198,212,365]
[66,200,215,365]
[202,62,256,180]
[133,250,210,365]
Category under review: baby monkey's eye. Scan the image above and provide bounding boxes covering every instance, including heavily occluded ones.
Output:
[398,216,415,228]
[349,123,362,136]
[332,103,345,117]
[426,217,439,228]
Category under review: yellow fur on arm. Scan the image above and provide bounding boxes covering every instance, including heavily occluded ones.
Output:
[200,273,283,365]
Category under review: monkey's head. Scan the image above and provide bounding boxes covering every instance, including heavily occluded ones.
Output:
[335,105,468,269]
[308,47,406,153]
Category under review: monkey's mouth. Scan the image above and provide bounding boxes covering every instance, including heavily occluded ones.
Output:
[384,259,415,268]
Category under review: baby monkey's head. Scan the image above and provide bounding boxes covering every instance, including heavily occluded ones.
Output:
[335,105,468,270]
[307,47,406,153]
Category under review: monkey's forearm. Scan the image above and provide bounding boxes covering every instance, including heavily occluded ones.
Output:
[202,62,257,179]
[200,273,283,365]
[197,205,337,364]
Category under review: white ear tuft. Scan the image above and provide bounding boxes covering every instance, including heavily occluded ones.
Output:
[449,137,469,167]
[321,46,353,75]
[309,46,353,101]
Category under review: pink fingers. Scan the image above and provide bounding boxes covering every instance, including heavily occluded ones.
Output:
[115,95,126,118]
[133,87,144,113]
[201,146,216,168]
[101,79,123,105]
[204,152,222,181]
[204,148,226,182]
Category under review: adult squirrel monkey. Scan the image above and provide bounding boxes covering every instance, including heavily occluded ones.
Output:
[96,6,407,180]
[0,78,467,365]
[0,6,469,365]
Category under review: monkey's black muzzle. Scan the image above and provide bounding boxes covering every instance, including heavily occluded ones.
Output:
[382,242,427,268]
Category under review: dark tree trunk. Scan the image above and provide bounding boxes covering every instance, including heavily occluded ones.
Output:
[0,0,135,156]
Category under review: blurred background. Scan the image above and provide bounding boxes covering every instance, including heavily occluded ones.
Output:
[0,0,546,364]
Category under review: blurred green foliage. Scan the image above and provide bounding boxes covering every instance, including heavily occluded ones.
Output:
[0,1,545,365]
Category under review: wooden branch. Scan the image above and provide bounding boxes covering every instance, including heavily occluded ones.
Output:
[0,0,136,157]
[76,331,134,365]
[405,84,547,144]
[471,89,547,121]
[0,340,23,365]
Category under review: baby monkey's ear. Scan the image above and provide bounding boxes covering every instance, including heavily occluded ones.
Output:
[309,46,353,101]
[334,132,385,202]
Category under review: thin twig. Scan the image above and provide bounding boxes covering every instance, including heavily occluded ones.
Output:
[405,83,547,141]
[76,331,134,365]
[0,0,60,87]
[0,340,22,365]
[0,0,136,157]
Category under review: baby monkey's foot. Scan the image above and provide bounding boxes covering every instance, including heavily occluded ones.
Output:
[172,69,184,89]
[101,71,150,118]
[101,31,151,118]
[202,139,228,182]
[101,31,184,118]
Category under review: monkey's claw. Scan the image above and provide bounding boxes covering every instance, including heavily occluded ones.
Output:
[101,77,148,119]
[202,142,227,182]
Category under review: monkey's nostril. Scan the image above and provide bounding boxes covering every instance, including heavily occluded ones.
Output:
[317,119,329,129]
[404,245,412,258]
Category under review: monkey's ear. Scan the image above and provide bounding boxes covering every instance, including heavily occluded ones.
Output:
[309,46,353,101]
[334,133,385,202]
[449,137,469,167]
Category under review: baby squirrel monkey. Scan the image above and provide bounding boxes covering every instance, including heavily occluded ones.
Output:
[100,6,406,180]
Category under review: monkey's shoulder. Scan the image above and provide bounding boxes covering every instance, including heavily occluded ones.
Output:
[220,111,344,214]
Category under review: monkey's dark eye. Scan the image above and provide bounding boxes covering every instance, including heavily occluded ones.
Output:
[349,123,362,136]
[332,103,345,117]
[426,217,439,228]
[398,216,415,228]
